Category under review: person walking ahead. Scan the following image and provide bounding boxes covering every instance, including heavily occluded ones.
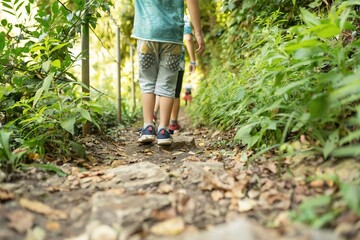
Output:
[132,0,205,146]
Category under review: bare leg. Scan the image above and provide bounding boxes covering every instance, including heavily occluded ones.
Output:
[170,98,180,122]
[159,96,174,129]
[142,93,155,125]
[154,95,160,114]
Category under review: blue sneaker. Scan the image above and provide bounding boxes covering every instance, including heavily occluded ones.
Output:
[138,125,156,144]
[156,128,173,146]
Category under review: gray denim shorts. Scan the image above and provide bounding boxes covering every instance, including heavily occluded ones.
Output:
[137,40,181,98]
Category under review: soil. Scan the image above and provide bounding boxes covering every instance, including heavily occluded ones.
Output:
[0,109,359,240]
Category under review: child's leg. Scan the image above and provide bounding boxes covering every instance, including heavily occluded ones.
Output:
[159,96,174,128]
[154,43,181,145]
[142,93,156,125]
[171,70,184,124]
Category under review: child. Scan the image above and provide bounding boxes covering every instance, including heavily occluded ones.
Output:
[183,82,193,106]
[132,0,205,146]
[153,14,197,133]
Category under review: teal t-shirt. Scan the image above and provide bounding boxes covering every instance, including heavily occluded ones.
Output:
[132,0,184,45]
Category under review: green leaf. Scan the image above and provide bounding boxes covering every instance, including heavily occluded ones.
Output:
[51,59,61,68]
[0,32,5,51]
[50,42,69,54]
[300,8,320,26]
[312,211,337,228]
[42,60,51,72]
[1,19,7,27]
[331,144,360,157]
[339,129,360,145]
[340,183,360,217]
[42,74,53,92]
[323,131,339,159]
[70,141,86,157]
[275,78,308,96]
[78,108,92,122]
[60,116,76,135]
[28,163,68,177]
[33,87,44,108]
[0,131,12,160]
[300,195,331,209]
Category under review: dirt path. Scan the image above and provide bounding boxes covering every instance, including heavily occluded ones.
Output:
[0,109,358,240]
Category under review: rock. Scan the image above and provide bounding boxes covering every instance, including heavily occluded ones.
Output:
[91,194,171,239]
[164,136,196,150]
[169,217,255,240]
[106,161,167,188]
[90,225,117,240]
[150,217,185,236]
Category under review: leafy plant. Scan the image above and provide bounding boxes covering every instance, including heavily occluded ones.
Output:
[191,0,360,158]
[0,131,26,171]
[0,0,117,170]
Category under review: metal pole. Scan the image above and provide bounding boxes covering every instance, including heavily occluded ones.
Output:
[116,27,122,122]
[81,0,90,135]
[130,44,136,112]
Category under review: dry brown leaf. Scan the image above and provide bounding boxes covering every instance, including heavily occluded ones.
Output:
[0,188,15,201]
[309,179,324,188]
[158,183,173,194]
[231,181,247,198]
[19,198,67,220]
[237,198,256,212]
[151,208,177,221]
[266,162,277,174]
[87,155,97,163]
[248,189,260,199]
[45,221,61,232]
[211,190,224,202]
[181,156,200,162]
[7,210,34,233]
[150,217,185,236]
[172,151,184,156]
[111,160,126,168]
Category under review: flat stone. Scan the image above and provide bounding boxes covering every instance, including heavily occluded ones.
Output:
[106,161,166,188]
[163,136,196,150]
[91,193,171,239]
[169,217,255,240]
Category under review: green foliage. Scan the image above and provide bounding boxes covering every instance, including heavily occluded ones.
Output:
[0,0,118,171]
[0,130,27,171]
[191,0,360,158]
[290,175,360,227]
[340,182,360,216]
[290,195,338,228]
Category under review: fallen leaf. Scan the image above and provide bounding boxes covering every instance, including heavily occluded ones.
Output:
[7,210,34,233]
[266,162,277,174]
[237,198,256,212]
[19,198,67,220]
[45,221,61,232]
[211,190,224,202]
[248,189,260,199]
[172,151,184,156]
[182,156,200,162]
[111,160,126,167]
[101,173,115,181]
[198,142,206,147]
[309,179,324,188]
[150,217,185,236]
[151,208,177,221]
[158,183,173,194]
[0,188,15,201]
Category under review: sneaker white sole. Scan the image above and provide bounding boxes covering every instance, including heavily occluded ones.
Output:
[157,138,173,146]
[138,135,156,143]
